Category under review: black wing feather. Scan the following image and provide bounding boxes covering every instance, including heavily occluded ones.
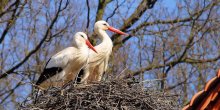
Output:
[36,67,63,85]
[36,58,63,85]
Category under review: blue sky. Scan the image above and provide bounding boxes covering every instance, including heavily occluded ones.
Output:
[162,0,177,11]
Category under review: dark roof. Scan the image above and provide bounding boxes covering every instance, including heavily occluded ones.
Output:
[183,69,220,110]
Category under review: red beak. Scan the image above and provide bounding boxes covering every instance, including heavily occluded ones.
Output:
[86,40,98,53]
[108,26,129,36]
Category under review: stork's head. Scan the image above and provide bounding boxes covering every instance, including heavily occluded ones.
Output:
[94,20,128,36]
[74,32,97,53]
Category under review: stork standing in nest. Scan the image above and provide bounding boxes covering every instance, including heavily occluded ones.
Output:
[36,32,97,90]
[78,20,128,84]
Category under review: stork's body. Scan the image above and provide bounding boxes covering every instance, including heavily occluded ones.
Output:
[36,32,97,89]
[79,21,128,84]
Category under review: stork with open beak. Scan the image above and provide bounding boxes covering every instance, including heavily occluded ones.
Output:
[36,32,97,89]
[78,20,128,84]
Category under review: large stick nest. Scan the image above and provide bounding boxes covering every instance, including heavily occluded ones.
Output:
[20,80,180,110]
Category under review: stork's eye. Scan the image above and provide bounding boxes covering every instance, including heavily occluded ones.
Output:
[103,23,107,26]
[80,35,84,38]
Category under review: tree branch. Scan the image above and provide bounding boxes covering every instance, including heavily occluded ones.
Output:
[95,0,112,22]
[123,54,220,79]
[106,0,125,22]
[86,0,90,29]
[0,77,24,104]
[111,0,157,42]
[0,0,69,79]
[0,0,18,18]
[113,0,218,51]
[0,0,25,44]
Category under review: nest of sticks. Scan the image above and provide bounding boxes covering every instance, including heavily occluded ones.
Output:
[20,80,180,110]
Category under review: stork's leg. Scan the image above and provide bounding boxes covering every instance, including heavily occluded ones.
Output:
[101,71,106,81]
[75,69,84,84]
[34,88,45,104]
[97,65,105,81]
[34,89,39,104]
[80,69,90,84]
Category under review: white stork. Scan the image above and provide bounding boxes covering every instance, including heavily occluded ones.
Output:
[36,32,97,89]
[78,20,128,84]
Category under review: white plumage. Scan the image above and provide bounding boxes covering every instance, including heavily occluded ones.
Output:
[36,32,97,89]
[79,20,128,84]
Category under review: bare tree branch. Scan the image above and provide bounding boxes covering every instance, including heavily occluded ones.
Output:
[0,0,25,44]
[111,0,157,42]
[124,54,220,79]
[0,0,18,18]
[106,0,125,22]
[95,0,112,22]
[0,0,69,79]
[86,0,90,29]
[113,0,218,51]
[0,77,24,104]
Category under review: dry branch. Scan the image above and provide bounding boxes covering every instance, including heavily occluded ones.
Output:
[21,80,180,110]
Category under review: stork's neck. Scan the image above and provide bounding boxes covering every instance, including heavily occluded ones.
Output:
[96,29,113,48]
[88,29,113,63]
